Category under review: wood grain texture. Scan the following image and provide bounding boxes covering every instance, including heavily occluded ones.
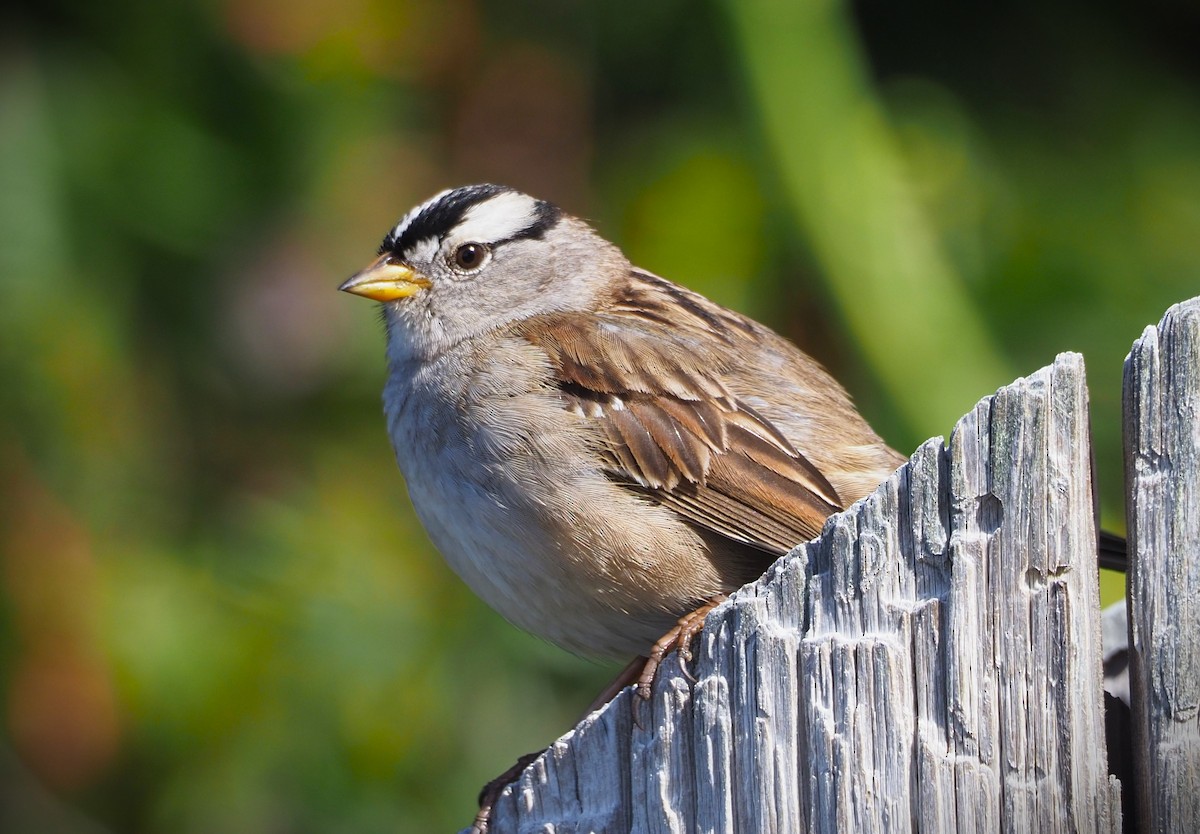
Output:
[1125,298,1200,833]
[480,353,1120,833]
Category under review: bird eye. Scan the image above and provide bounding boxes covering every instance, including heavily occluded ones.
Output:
[451,242,489,271]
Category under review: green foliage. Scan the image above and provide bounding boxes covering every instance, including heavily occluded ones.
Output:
[2,0,1196,828]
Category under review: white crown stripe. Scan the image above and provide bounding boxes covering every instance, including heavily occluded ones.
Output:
[454,192,540,244]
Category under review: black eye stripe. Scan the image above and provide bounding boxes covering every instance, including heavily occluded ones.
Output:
[496,200,562,245]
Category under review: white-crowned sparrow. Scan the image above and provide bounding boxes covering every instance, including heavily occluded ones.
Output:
[340,185,1131,831]
[339,184,906,660]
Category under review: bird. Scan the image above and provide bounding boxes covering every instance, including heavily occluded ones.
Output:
[339,184,1128,829]
[340,183,907,660]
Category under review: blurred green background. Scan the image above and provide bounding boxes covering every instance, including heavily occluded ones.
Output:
[2,0,1197,830]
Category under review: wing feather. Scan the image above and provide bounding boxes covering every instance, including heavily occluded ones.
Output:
[515,273,847,561]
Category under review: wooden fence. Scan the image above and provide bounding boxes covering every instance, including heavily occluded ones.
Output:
[477,297,1200,834]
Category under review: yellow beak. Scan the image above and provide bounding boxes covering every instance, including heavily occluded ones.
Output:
[339,255,432,302]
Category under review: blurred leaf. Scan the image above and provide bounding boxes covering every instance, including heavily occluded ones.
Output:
[725,0,1013,442]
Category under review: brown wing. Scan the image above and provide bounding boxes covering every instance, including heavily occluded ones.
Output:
[517,271,843,557]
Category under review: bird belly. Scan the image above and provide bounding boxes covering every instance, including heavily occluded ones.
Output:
[384,359,726,656]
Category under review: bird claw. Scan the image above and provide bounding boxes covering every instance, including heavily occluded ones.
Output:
[634,594,726,702]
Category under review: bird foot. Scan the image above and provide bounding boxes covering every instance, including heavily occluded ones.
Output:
[636,594,727,700]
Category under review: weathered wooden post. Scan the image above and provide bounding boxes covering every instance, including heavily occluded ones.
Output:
[1125,298,1200,833]
[474,297,1200,834]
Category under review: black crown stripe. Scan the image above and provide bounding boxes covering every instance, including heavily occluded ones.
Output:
[380,185,563,258]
